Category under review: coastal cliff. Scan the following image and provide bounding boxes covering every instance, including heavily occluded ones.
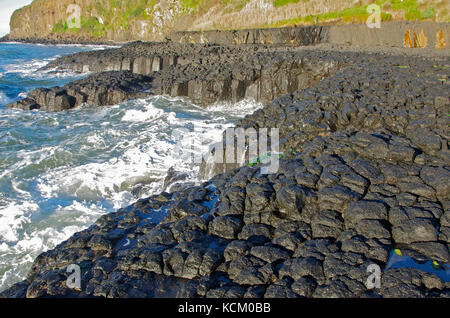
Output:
[5,0,449,43]
[6,21,450,112]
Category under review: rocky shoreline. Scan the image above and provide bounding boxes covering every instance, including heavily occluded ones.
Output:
[0,34,123,46]
[8,42,340,110]
[2,37,450,298]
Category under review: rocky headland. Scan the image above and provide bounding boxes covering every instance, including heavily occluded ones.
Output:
[8,41,341,111]
[2,25,450,298]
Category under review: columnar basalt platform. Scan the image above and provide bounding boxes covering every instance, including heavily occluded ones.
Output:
[2,27,450,298]
[8,43,341,110]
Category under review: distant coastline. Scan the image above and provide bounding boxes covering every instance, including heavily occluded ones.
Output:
[0,33,125,46]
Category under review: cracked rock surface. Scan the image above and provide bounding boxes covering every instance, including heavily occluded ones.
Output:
[7,42,341,110]
[1,44,449,298]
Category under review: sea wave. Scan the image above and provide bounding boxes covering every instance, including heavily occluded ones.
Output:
[0,96,262,292]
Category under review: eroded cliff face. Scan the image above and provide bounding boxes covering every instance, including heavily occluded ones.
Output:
[7,0,448,43]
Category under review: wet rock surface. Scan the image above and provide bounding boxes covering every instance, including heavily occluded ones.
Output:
[6,71,154,111]
[8,42,341,110]
[1,44,449,298]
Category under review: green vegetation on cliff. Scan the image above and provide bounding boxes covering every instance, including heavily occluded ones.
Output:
[269,0,441,28]
[8,0,449,42]
[50,0,445,35]
[49,0,214,38]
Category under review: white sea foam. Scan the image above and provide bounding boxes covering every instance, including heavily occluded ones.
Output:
[3,58,54,77]
[206,98,263,116]
[0,201,36,242]
[0,95,262,292]
[0,91,10,105]
[0,44,113,80]
[121,101,167,122]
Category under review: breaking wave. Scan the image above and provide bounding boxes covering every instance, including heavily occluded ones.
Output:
[0,94,261,291]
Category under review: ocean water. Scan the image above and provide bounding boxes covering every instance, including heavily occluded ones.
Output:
[0,43,262,292]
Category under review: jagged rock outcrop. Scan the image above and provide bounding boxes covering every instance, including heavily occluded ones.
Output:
[1,47,449,298]
[6,71,154,111]
[6,0,449,44]
[8,42,340,110]
[200,49,450,178]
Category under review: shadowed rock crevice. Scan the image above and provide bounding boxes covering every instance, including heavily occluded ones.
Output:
[7,71,154,111]
[200,51,449,179]
[1,45,449,298]
[7,42,342,111]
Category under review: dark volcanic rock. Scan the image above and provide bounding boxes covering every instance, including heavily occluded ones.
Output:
[7,71,153,111]
[1,44,449,299]
[26,42,341,109]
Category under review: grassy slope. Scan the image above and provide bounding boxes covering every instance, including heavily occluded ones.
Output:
[11,0,450,40]
[269,0,445,28]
